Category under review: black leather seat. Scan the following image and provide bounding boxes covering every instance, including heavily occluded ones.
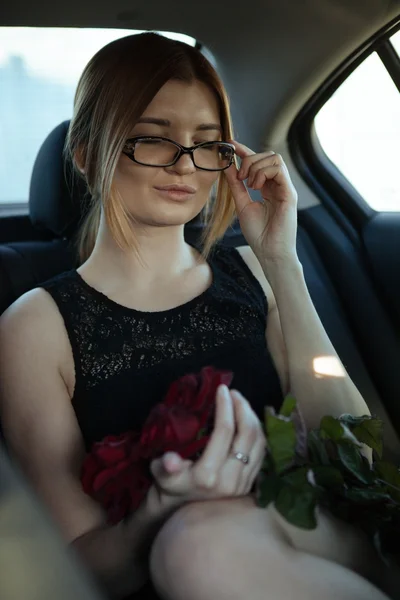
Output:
[0,121,82,314]
[0,121,399,456]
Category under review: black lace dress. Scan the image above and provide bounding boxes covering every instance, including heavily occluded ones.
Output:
[41,243,284,599]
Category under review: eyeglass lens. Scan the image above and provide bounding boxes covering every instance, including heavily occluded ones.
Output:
[132,139,233,170]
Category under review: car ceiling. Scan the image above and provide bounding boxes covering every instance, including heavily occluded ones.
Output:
[2,0,400,209]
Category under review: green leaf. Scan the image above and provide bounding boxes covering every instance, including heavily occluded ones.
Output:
[260,452,275,474]
[320,416,345,441]
[256,474,284,508]
[344,487,392,504]
[275,484,318,529]
[266,414,297,474]
[374,461,400,502]
[264,406,277,430]
[352,419,384,459]
[282,467,309,487]
[279,395,297,417]
[307,430,331,465]
[311,465,344,489]
[337,442,374,484]
[339,414,371,428]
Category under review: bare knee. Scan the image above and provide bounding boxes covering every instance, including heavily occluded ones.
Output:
[149,497,288,599]
[149,501,220,599]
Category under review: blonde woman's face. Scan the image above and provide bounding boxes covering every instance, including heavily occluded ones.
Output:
[113,79,222,227]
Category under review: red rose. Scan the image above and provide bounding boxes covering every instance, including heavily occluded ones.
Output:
[81,431,151,524]
[140,366,234,459]
[164,366,233,415]
[139,404,202,458]
[81,366,234,523]
[91,460,151,525]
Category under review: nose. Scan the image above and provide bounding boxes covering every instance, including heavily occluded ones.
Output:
[166,152,197,176]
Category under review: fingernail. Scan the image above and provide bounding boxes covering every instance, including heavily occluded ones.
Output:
[218,384,230,398]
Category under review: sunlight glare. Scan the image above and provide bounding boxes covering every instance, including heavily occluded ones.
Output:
[313,356,346,378]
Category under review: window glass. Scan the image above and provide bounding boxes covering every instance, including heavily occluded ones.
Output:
[391,29,400,56]
[314,51,400,212]
[0,28,195,205]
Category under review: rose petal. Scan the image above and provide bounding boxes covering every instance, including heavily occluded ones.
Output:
[174,436,210,459]
[92,461,130,493]
[208,367,234,402]
[167,409,201,445]
[95,444,130,465]
[164,374,198,408]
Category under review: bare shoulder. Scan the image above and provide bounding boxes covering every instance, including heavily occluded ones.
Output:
[1,287,64,347]
[0,287,72,390]
[235,245,276,310]
[1,286,60,321]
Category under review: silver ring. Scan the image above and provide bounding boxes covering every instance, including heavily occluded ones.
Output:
[232,451,250,465]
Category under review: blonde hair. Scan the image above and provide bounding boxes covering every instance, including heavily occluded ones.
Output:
[65,32,237,263]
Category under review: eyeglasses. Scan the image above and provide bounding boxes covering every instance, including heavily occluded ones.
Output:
[122,136,235,172]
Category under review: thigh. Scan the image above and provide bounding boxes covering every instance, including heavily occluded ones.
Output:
[156,496,385,587]
[268,503,383,584]
[150,497,391,600]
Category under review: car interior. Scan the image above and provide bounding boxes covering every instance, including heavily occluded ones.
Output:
[1,0,400,598]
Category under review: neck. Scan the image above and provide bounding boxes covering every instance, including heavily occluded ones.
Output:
[82,212,199,285]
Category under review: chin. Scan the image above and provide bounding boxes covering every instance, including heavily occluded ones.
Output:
[128,201,204,229]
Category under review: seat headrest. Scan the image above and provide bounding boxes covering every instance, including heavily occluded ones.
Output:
[29,120,88,238]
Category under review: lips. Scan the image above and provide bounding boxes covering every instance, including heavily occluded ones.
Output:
[154,184,197,193]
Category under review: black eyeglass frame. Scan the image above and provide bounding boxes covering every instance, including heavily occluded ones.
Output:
[122,136,236,171]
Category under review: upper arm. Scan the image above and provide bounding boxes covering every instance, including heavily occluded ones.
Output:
[0,289,105,542]
[236,246,290,395]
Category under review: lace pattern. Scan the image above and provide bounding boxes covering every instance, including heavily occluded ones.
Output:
[43,246,267,390]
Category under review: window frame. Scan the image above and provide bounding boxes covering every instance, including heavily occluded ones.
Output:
[289,16,400,229]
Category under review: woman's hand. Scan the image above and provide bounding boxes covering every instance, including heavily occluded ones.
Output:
[224,140,298,265]
[145,385,266,519]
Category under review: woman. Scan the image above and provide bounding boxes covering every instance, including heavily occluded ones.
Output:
[0,33,392,600]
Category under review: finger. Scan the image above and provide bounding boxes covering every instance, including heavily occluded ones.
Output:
[150,453,185,481]
[231,390,266,495]
[162,452,186,474]
[251,165,286,192]
[230,389,261,446]
[150,454,193,496]
[218,390,260,495]
[246,155,282,187]
[243,435,267,495]
[229,140,276,179]
[193,384,235,488]
[223,162,253,216]
[228,139,256,162]
[239,152,278,181]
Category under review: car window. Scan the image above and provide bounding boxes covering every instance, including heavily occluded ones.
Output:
[0,28,195,207]
[314,44,400,213]
[391,29,400,57]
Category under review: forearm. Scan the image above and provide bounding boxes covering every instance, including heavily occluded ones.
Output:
[263,256,370,429]
[71,501,167,599]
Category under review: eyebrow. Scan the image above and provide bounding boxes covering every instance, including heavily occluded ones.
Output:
[136,117,222,132]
